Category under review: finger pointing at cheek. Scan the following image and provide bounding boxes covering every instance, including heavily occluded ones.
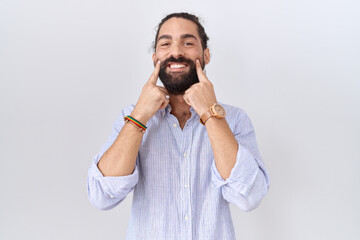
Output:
[148,60,161,85]
[196,59,207,82]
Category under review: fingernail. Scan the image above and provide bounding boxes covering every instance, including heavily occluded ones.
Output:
[157,60,161,64]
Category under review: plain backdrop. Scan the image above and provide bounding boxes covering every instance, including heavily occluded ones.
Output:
[0,0,359,239]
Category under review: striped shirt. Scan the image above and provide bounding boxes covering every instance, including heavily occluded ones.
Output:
[87,103,270,240]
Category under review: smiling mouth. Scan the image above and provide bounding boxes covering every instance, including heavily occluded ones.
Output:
[167,63,188,72]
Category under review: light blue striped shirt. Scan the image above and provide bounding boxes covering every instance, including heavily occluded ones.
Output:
[87,103,270,240]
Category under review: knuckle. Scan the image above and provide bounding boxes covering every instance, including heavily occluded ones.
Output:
[155,90,163,98]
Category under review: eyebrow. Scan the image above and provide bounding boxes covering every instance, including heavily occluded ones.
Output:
[157,34,198,42]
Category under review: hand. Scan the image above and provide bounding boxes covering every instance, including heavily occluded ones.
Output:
[183,59,217,116]
[132,60,170,124]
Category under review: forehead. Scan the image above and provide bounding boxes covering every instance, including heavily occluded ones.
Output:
[158,17,200,40]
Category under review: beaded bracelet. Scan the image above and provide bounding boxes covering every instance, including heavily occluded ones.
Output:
[124,115,147,133]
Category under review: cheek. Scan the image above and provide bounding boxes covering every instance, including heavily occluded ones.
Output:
[190,50,204,61]
[154,50,167,61]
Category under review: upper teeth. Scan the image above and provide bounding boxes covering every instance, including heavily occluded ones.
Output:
[170,64,185,69]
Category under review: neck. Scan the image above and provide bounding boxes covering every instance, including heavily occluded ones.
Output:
[169,94,191,129]
[169,94,190,114]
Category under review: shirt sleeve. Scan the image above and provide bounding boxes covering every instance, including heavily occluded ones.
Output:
[210,108,270,211]
[87,105,139,210]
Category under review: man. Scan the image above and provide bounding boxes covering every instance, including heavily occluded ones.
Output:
[87,12,270,240]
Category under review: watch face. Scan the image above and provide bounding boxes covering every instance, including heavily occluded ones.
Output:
[214,104,226,117]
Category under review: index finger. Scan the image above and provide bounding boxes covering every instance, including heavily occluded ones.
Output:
[195,59,207,82]
[148,60,161,85]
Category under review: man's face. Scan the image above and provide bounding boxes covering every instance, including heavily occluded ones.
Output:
[153,17,210,95]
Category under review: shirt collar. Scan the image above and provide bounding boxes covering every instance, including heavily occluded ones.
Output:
[159,104,171,117]
[160,104,197,118]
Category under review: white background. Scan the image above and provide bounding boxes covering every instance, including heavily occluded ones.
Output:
[0,0,359,239]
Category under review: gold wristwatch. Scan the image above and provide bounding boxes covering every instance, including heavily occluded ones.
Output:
[199,103,226,125]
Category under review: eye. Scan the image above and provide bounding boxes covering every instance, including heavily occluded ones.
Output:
[184,42,194,46]
[160,42,170,47]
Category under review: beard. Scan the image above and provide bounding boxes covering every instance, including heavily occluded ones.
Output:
[158,56,200,95]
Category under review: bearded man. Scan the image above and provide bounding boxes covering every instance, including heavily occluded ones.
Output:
[87,12,270,240]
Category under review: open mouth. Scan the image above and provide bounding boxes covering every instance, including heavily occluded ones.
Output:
[167,63,188,72]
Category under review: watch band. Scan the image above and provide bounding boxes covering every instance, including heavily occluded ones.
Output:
[199,109,213,125]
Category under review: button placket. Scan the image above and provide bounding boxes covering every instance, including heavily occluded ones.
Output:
[182,124,193,230]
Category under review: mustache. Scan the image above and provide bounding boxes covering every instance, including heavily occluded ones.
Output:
[160,56,194,68]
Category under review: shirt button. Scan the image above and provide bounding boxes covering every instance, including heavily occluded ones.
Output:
[183,153,187,157]
[185,215,189,221]
[110,195,114,199]
[184,184,189,188]
[173,123,177,127]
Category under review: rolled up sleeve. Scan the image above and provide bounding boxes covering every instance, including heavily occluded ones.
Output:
[87,154,139,210]
[87,105,139,210]
[211,108,270,211]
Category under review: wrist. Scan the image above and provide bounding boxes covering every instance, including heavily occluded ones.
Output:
[130,109,151,125]
[198,106,211,117]
[197,100,217,116]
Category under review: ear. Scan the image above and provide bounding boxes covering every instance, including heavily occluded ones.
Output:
[152,53,156,66]
[204,48,210,65]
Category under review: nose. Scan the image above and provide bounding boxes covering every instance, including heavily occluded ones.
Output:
[170,44,184,58]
